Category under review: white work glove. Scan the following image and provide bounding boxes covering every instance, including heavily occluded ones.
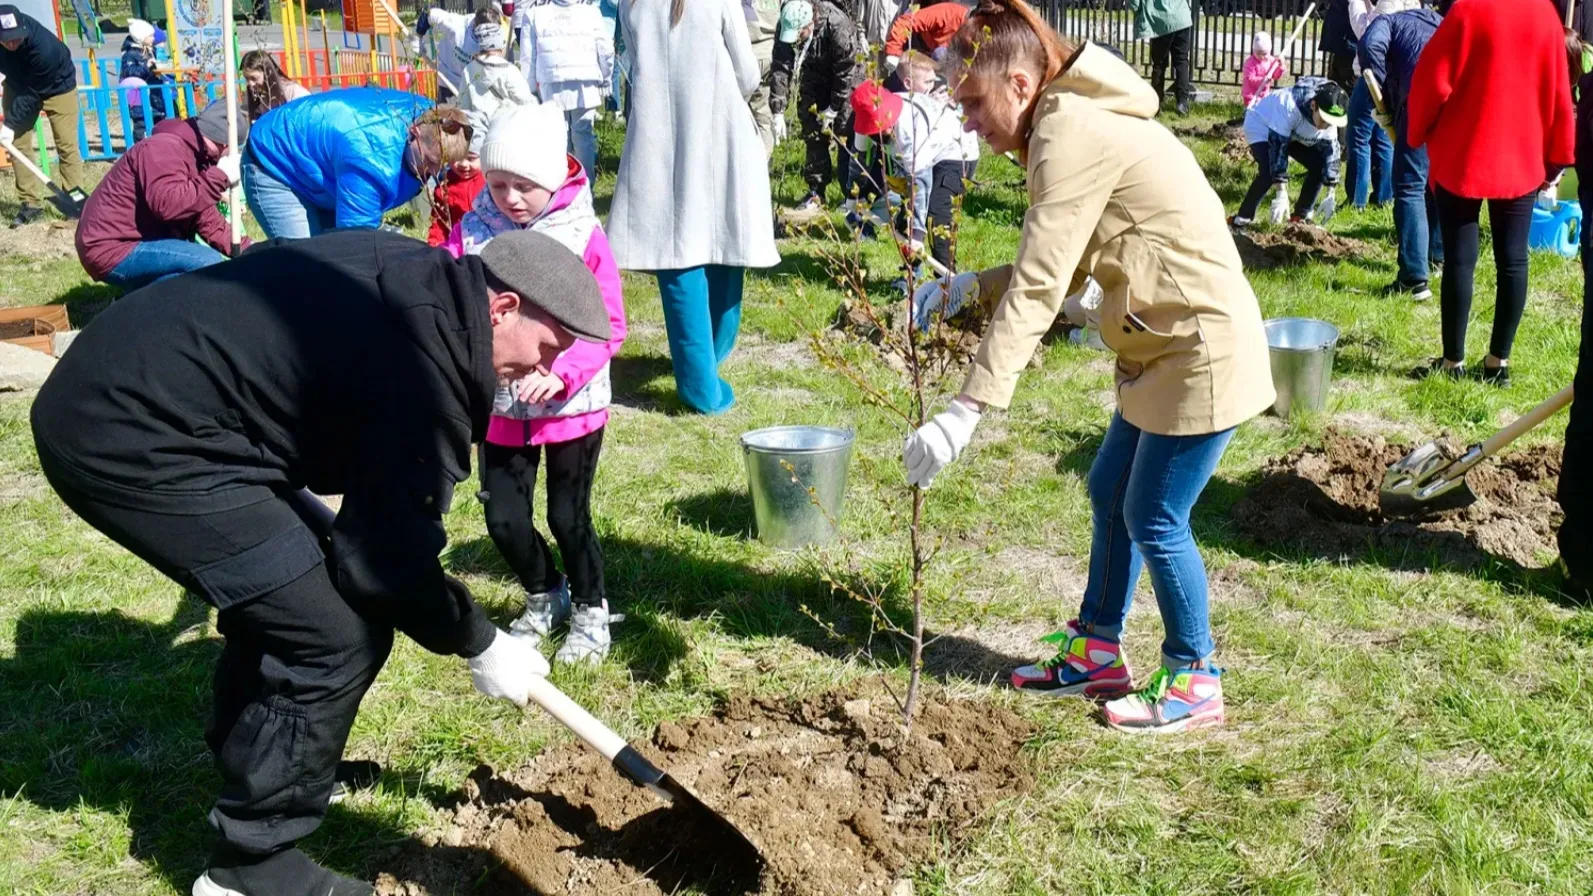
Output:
[903,400,980,489]
[910,270,980,332]
[215,152,242,186]
[0,124,13,146]
[1269,185,1290,225]
[771,114,788,145]
[468,627,550,707]
[1537,187,1561,211]
[1316,190,1337,224]
[820,109,836,131]
[1372,108,1394,138]
[884,54,900,72]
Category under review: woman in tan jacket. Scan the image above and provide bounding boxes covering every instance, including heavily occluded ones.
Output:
[902,0,1274,733]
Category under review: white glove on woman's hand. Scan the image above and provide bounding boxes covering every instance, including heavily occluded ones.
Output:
[468,627,550,707]
[215,152,242,186]
[1269,186,1290,224]
[910,270,980,331]
[903,400,981,489]
[884,54,900,72]
[771,114,788,145]
[0,124,14,146]
[1537,187,1561,211]
[1316,190,1337,224]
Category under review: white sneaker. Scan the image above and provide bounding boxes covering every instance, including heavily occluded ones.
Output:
[555,600,624,665]
[508,579,571,647]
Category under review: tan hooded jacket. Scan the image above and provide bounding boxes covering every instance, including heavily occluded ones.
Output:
[961,42,1276,437]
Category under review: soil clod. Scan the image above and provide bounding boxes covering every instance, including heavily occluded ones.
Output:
[375,686,1034,896]
[1234,429,1562,568]
[1233,223,1370,270]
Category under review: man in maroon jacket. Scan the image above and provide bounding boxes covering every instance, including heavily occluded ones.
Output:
[75,100,247,291]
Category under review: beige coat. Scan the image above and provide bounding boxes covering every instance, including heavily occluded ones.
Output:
[962,43,1275,437]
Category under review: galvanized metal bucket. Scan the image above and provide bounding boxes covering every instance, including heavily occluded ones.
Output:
[1264,317,1340,417]
[740,426,854,549]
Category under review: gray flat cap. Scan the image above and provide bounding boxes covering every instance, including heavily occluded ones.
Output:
[478,230,610,343]
[195,99,250,146]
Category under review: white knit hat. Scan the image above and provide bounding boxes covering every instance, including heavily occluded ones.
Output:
[480,103,567,190]
[1252,31,1272,57]
[128,18,155,43]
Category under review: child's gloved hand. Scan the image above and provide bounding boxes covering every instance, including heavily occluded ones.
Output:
[516,371,566,404]
[1316,191,1337,224]
[1269,186,1290,225]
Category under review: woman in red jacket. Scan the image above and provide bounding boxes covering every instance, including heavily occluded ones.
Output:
[1407,0,1575,386]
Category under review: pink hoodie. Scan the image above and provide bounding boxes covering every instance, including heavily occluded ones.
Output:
[1243,54,1287,107]
[445,155,628,448]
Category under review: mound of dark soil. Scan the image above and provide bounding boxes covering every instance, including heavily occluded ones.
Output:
[376,686,1034,896]
[832,298,984,374]
[1233,223,1371,270]
[1233,429,1562,568]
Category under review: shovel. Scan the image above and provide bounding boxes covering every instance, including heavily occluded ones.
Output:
[523,676,766,880]
[1381,384,1573,516]
[2,138,87,218]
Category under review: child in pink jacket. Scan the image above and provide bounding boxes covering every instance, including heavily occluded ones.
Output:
[1242,31,1286,108]
[444,102,628,665]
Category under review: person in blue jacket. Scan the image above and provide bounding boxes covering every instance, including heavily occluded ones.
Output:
[242,86,472,238]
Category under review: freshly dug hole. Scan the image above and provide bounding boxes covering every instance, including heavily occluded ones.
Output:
[1233,429,1562,568]
[376,686,1033,896]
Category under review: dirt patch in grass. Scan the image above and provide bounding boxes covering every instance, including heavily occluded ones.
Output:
[1233,223,1370,270]
[831,297,984,375]
[0,218,77,261]
[376,686,1034,896]
[1232,429,1561,568]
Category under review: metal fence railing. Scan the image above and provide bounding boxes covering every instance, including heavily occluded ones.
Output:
[1039,0,1329,88]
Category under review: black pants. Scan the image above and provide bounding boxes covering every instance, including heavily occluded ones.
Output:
[1237,140,1333,220]
[1328,53,1356,93]
[34,452,390,857]
[1149,27,1193,107]
[926,159,969,271]
[1560,247,1593,586]
[1433,186,1534,363]
[481,428,606,607]
[798,96,855,201]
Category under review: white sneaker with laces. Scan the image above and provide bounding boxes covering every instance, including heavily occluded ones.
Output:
[508,579,571,647]
[555,600,624,665]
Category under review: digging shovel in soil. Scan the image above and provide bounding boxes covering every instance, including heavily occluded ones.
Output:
[1381,384,1573,516]
[2,138,87,218]
[523,677,767,882]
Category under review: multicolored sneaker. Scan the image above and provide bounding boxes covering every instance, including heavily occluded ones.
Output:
[1103,666,1225,734]
[1010,622,1134,699]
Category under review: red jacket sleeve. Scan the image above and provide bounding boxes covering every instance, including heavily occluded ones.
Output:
[885,10,915,56]
[1405,9,1462,150]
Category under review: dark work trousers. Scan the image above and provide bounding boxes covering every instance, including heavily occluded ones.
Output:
[1236,140,1333,220]
[1149,27,1193,108]
[798,98,855,202]
[1559,247,1593,587]
[481,428,606,607]
[1328,53,1356,93]
[33,450,392,857]
[1433,186,1535,364]
[925,159,969,271]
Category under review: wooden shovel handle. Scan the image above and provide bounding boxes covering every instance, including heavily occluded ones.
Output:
[524,675,629,761]
[3,139,51,186]
[1480,385,1574,457]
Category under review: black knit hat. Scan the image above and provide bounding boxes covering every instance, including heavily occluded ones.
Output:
[478,230,610,343]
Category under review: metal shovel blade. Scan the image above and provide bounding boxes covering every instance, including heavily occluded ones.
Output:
[1379,440,1480,517]
[613,745,766,882]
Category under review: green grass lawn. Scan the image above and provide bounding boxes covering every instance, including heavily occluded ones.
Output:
[4,103,1593,895]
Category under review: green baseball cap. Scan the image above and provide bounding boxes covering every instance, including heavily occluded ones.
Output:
[778,0,813,42]
[1313,82,1349,128]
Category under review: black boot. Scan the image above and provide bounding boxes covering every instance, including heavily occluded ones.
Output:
[9,204,44,228]
[194,845,372,896]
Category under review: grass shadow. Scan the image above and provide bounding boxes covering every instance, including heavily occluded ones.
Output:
[667,486,755,539]
[51,283,119,326]
[608,353,676,412]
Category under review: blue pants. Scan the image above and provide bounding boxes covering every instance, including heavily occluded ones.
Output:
[655,265,743,415]
[1392,120,1443,287]
[1346,79,1392,209]
[1076,413,1235,670]
[243,150,335,240]
[104,239,228,291]
[566,107,599,178]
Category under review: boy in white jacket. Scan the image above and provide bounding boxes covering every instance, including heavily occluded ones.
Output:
[460,13,537,136]
[881,53,978,272]
[516,0,614,177]
[415,3,500,101]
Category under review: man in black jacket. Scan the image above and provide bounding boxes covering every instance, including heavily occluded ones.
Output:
[1316,0,1358,92]
[0,4,84,227]
[769,0,864,211]
[31,229,610,896]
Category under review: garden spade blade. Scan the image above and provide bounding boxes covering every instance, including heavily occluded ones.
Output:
[523,677,766,881]
[2,139,86,218]
[1380,385,1574,518]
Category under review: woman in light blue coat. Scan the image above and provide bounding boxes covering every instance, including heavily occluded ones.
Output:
[607,0,779,414]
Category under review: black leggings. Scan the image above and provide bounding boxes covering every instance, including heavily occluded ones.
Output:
[1237,140,1331,221]
[926,160,969,271]
[481,428,606,607]
[1434,186,1535,363]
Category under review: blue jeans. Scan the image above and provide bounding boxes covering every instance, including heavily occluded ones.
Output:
[243,150,335,239]
[1392,120,1443,286]
[104,239,228,290]
[566,107,599,179]
[1346,79,1392,209]
[1076,413,1235,670]
[655,265,743,414]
